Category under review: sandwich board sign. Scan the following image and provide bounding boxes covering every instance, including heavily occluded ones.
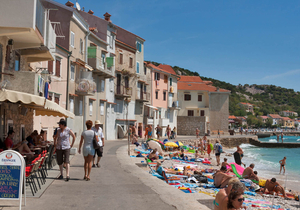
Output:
[0,150,26,209]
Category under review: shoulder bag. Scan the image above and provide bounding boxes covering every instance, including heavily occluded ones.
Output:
[92,131,100,150]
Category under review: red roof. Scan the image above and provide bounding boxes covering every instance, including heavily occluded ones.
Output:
[157,64,177,76]
[260,116,269,119]
[228,115,237,119]
[282,117,291,121]
[178,82,229,92]
[179,76,203,83]
[239,102,253,106]
[268,114,282,119]
[236,116,246,120]
[146,63,165,72]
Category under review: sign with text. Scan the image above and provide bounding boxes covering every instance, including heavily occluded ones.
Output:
[0,150,25,209]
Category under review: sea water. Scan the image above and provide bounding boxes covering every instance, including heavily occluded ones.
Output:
[224,136,300,191]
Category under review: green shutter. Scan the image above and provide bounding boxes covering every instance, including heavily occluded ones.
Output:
[88,46,97,58]
[106,57,114,68]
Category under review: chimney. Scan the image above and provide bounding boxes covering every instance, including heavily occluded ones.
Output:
[88,10,94,15]
[103,12,112,22]
[65,1,74,7]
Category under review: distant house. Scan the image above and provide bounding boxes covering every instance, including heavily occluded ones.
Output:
[279,110,298,117]
[295,120,300,129]
[260,116,269,123]
[228,115,237,128]
[236,116,247,126]
[238,102,254,114]
[267,114,282,126]
[281,117,294,128]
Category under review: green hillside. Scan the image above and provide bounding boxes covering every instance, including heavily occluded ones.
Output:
[147,61,300,117]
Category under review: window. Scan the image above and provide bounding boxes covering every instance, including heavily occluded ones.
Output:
[54,94,60,105]
[136,62,139,73]
[170,77,172,86]
[119,53,123,64]
[48,61,53,74]
[125,76,129,88]
[101,53,106,67]
[198,95,202,102]
[201,110,205,116]
[136,41,142,52]
[109,34,114,49]
[144,66,147,75]
[70,31,75,48]
[80,38,83,54]
[89,100,93,116]
[188,110,194,116]
[184,94,191,101]
[48,92,53,101]
[70,98,74,113]
[100,103,104,115]
[111,105,114,113]
[14,52,20,71]
[144,85,146,92]
[163,91,166,101]
[79,100,83,116]
[155,91,158,99]
[155,72,160,80]
[71,65,75,80]
[100,79,105,92]
[55,59,61,77]
[164,75,168,83]
[129,57,133,68]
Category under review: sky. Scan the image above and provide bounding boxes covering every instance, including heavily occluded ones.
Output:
[56,0,300,91]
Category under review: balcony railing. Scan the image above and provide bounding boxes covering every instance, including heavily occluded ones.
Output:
[87,47,113,78]
[136,91,150,102]
[115,85,132,97]
[36,0,45,37]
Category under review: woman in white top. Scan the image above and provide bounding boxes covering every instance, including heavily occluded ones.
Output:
[78,120,99,181]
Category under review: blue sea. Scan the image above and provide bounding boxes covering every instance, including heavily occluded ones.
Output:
[225,136,300,191]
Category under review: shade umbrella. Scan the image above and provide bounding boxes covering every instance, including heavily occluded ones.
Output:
[147,138,164,149]
[147,140,163,154]
[164,142,179,147]
[175,141,184,147]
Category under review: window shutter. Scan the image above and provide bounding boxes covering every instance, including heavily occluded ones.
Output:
[139,43,141,52]
[88,46,97,58]
[119,54,123,64]
[157,72,160,80]
[164,75,168,83]
[106,57,114,68]
[137,62,139,73]
[170,78,172,86]
[55,60,60,77]
[48,61,53,74]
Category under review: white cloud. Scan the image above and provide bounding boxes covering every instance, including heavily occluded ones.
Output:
[261,69,300,80]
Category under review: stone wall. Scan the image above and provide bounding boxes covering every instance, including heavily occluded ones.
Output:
[3,102,34,144]
[209,93,229,134]
[177,116,205,135]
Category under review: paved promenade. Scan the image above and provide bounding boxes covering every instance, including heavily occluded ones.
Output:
[2,141,176,210]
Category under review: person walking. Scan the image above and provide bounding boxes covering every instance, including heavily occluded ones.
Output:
[53,119,76,181]
[144,125,149,140]
[207,139,212,159]
[92,120,104,168]
[166,125,171,139]
[281,132,284,143]
[213,140,222,166]
[78,120,99,181]
[196,128,199,138]
[155,124,161,140]
[173,127,177,139]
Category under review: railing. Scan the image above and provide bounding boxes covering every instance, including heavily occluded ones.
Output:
[45,20,56,59]
[87,47,113,77]
[36,0,45,37]
[136,91,150,101]
[115,84,132,96]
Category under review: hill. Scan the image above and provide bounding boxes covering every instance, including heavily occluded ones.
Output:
[146,61,300,117]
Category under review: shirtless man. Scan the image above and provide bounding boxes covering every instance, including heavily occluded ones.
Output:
[131,125,136,137]
[214,166,234,188]
[281,132,284,143]
[262,178,286,197]
[148,125,152,138]
[242,163,259,181]
[155,124,161,139]
[196,128,199,138]
[214,178,245,210]
[279,157,286,174]
[221,158,230,168]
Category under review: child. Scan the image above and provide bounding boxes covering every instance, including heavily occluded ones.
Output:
[221,158,230,168]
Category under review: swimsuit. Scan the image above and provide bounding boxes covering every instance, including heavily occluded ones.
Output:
[213,200,219,207]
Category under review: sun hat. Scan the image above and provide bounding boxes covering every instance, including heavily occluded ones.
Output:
[95,120,101,125]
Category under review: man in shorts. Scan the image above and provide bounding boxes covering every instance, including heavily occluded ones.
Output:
[92,120,104,168]
[214,140,222,166]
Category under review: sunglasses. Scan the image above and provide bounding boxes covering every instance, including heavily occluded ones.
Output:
[237,198,245,202]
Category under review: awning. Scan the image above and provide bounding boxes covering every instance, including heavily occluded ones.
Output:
[228,120,235,123]
[36,99,75,119]
[186,107,200,110]
[145,104,158,110]
[0,89,74,119]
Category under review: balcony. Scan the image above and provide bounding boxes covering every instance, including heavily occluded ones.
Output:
[0,0,56,62]
[87,47,113,78]
[169,101,180,109]
[75,71,96,96]
[136,91,150,102]
[115,85,132,97]
[160,118,169,127]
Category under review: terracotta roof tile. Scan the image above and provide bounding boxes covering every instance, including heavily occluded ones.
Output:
[228,115,237,119]
[268,114,282,119]
[260,116,269,119]
[179,76,203,83]
[282,117,291,121]
[178,82,229,92]
[240,102,253,106]
[157,64,177,76]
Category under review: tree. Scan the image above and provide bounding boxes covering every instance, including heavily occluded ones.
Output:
[265,118,273,128]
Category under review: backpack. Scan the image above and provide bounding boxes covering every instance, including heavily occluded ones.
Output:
[218,144,223,153]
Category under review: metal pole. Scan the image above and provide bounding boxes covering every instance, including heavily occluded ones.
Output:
[127,100,130,156]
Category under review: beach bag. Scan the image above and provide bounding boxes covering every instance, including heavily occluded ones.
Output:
[194,175,208,183]
[92,131,100,150]
[217,144,223,153]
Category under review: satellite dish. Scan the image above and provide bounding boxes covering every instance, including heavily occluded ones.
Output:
[76,2,81,11]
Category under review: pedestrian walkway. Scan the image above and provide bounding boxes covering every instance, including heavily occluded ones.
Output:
[2,141,175,210]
